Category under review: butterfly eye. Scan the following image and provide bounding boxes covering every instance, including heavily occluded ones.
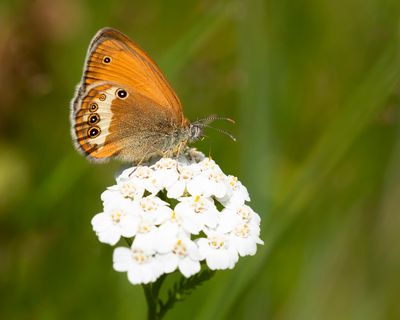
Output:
[90,103,98,112]
[88,113,100,125]
[116,88,128,99]
[87,126,101,138]
[103,56,112,64]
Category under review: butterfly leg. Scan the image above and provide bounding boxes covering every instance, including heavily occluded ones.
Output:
[172,141,188,171]
[128,149,153,177]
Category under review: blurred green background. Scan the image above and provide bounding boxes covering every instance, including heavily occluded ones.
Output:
[1,0,400,319]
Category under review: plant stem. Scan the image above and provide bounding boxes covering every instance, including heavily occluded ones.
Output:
[143,284,158,320]
[142,270,214,319]
[142,275,166,320]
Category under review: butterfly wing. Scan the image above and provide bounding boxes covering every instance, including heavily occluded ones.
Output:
[71,27,187,162]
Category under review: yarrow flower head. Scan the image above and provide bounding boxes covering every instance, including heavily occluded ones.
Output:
[91,148,263,285]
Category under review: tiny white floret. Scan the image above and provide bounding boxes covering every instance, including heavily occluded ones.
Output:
[92,200,139,245]
[175,195,218,234]
[113,246,162,285]
[197,230,238,270]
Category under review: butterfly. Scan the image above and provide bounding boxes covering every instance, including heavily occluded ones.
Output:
[70,27,233,163]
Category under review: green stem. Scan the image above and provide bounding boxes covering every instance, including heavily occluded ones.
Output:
[152,274,166,300]
[143,284,158,320]
[142,275,167,320]
[141,269,214,319]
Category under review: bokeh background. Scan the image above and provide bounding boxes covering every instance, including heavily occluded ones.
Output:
[1,0,400,319]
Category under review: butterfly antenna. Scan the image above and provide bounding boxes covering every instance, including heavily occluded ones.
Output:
[202,124,236,142]
[197,115,235,124]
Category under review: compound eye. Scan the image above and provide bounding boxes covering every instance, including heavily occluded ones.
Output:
[116,88,128,99]
[87,126,101,138]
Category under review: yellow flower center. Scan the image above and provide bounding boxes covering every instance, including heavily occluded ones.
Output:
[180,167,193,180]
[131,248,148,264]
[170,211,182,226]
[192,196,206,213]
[120,182,137,199]
[155,158,176,170]
[133,166,152,179]
[234,223,250,238]
[237,206,251,221]
[138,223,151,233]
[172,239,187,257]
[208,236,226,249]
[229,176,238,188]
[140,198,158,212]
[111,210,124,223]
[209,171,224,183]
[201,158,216,170]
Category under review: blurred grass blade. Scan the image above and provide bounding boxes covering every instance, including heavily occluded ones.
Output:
[159,1,235,81]
[195,18,400,320]
[17,153,87,224]
[236,0,269,206]
[373,97,400,311]
[268,41,400,245]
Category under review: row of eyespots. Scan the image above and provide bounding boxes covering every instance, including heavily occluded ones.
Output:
[87,102,101,138]
[92,55,109,122]
[97,89,127,101]
[86,87,128,139]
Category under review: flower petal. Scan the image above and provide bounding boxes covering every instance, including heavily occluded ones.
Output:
[113,247,132,272]
[179,258,201,278]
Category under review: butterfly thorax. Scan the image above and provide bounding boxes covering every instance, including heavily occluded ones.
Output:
[153,121,203,158]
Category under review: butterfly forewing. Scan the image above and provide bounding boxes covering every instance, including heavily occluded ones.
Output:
[71,28,188,162]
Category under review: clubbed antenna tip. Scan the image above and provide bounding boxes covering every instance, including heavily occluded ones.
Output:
[194,115,236,142]
[203,124,236,142]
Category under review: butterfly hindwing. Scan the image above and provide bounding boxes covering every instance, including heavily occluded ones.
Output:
[72,83,121,160]
[70,28,188,162]
[72,82,181,161]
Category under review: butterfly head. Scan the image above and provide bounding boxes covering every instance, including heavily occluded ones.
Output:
[188,122,205,142]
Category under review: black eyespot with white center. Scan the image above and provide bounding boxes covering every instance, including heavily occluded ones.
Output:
[88,113,100,125]
[103,56,111,64]
[87,126,101,138]
[116,88,128,99]
[90,103,98,112]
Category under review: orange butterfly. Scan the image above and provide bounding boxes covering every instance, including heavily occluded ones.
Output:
[70,27,233,163]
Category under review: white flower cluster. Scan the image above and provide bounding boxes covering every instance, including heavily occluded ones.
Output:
[91,149,263,285]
